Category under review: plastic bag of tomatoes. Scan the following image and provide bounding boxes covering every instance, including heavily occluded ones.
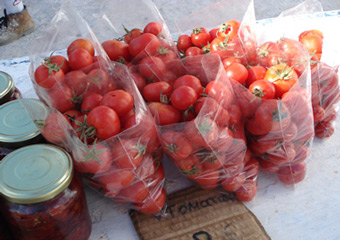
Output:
[26,5,167,215]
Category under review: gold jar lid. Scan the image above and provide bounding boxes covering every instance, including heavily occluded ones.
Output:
[0,144,73,204]
[0,71,14,104]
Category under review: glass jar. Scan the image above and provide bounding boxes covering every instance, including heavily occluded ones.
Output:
[0,98,48,160]
[0,71,22,105]
[0,144,92,240]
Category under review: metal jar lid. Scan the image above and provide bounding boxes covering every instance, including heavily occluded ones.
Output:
[0,71,14,104]
[0,144,73,204]
[0,99,49,148]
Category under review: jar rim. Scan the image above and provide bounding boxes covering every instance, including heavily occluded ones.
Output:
[0,71,14,103]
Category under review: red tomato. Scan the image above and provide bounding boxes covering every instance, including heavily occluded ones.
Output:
[209,28,219,40]
[124,27,143,44]
[227,104,242,125]
[184,117,218,148]
[277,161,306,184]
[259,159,280,173]
[67,38,95,56]
[205,81,233,108]
[143,22,162,36]
[176,155,203,179]
[299,34,323,54]
[100,90,133,117]
[249,80,276,99]
[72,143,112,174]
[256,41,281,67]
[68,48,94,70]
[177,34,192,53]
[48,84,75,113]
[143,81,172,103]
[171,86,198,110]
[63,109,81,123]
[235,180,257,202]
[315,121,334,138]
[246,117,270,136]
[198,151,224,170]
[112,139,146,169]
[41,113,69,144]
[129,33,160,57]
[248,135,279,156]
[34,63,65,89]
[246,65,267,87]
[191,27,211,48]
[81,93,103,113]
[217,20,240,40]
[118,181,149,203]
[160,130,193,160]
[313,104,325,123]
[97,167,134,193]
[195,169,220,190]
[87,106,121,139]
[72,114,95,144]
[185,46,202,56]
[299,29,324,41]
[148,102,180,125]
[102,40,131,62]
[134,188,166,214]
[64,70,87,95]
[131,73,147,92]
[173,75,203,95]
[44,54,70,74]
[264,63,298,98]
[84,68,110,96]
[139,56,166,81]
[254,99,291,134]
[266,142,296,165]
[221,172,246,192]
[225,62,248,84]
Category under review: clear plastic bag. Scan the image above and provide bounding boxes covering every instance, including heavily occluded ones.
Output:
[25,4,167,215]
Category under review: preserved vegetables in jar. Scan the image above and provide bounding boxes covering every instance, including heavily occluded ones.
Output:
[0,99,48,154]
[0,71,22,105]
[0,144,92,240]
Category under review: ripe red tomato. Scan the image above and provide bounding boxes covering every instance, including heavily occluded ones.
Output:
[143,22,163,36]
[112,139,146,169]
[266,142,296,165]
[160,130,193,160]
[217,20,240,40]
[64,70,87,95]
[315,121,334,138]
[185,46,202,56]
[48,84,75,113]
[44,54,70,74]
[97,167,134,193]
[184,117,218,148]
[194,169,220,190]
[148,102,180,125]
[299,29,324,41]
[102,40,131,62]
[191,27,211,48]
[205,81,233,108]
[72,143,112,174]
[173,75,203,95]
[221,172,246,192]
[71,114,95,144]
[282,90,311,125]
[131,73,146,92]
[34,63,65,89]
[198,151,225,170]
[256,41,281,67]
[235,180,257,202]
[100,90,133,117]
[41,112,69,144]
[81,93,103,113]
[129,33,160,57]
[67,38,95,56]
[249,80,276,99]
[139,56,166,81]
[68,48,94,70]
[299,34,323,54]
[134,188,166,214]
[84,68,110,96]
[264,63,298,98]
[171,86,198,110]
[124,27,143,44]
[87,106,121,140]
[313,104,325,123]
[209,28,219,40]
[177,34,192,53]
[277,161,306,184]
[259,159,280,173]
[254,99,291,134]
[225,62,248,84]
[246,65,267,87]
[63,109,81,123]
[118,181,149,203]
[143,81,172,103]
[176,155,203,179]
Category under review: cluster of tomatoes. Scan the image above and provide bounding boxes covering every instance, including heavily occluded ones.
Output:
[33,35,167,214]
